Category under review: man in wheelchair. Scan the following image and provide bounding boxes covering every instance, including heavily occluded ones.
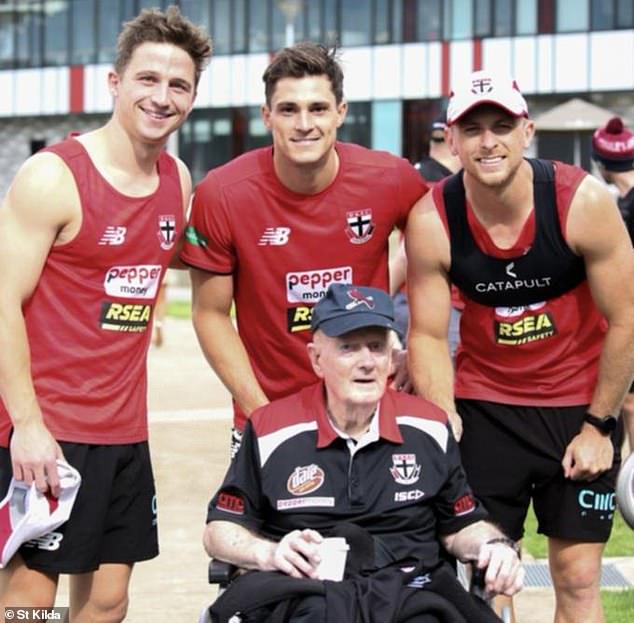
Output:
[203,284,524,622]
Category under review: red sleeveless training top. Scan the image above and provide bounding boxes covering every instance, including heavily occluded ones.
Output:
[0,138,183,445]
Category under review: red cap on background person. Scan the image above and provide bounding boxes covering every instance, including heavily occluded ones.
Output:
[591,117,634,172]
[446,70,528,126]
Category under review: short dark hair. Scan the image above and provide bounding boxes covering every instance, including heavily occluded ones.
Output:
[115,5,212,87]
[262,42,344,106]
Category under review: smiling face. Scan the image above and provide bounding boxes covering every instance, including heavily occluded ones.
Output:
[308,327,391,420]
[109,41,196,147]
[448,105,535,188]
[261,74,347,177]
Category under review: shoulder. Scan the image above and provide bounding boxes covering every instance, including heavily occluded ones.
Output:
[198,148,269,193]
[250,384,319,438]
[339,142,416,173]
[170,154,193,199]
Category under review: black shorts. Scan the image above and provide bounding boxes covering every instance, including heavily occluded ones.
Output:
[456,399,623,543]
[0,442,159,574]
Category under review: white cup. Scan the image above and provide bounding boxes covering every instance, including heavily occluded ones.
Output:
[314,537,349,581]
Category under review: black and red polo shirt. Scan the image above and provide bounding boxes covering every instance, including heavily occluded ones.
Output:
[207,383,487,567]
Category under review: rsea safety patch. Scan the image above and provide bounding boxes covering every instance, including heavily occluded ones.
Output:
[495,311,557,345]
[287,306,312,333]
[100,302,152,332]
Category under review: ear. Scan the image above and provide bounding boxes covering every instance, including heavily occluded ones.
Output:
[307,342,325,379]
[446,127,459,156]
[107,71,120,98]
[336,100,348,128]
[522,119,536,149]
[261,104,272,130]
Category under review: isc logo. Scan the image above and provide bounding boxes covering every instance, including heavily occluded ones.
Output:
[394,490,424,502]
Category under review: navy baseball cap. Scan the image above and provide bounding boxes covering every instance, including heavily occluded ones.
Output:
[311,284,395,337]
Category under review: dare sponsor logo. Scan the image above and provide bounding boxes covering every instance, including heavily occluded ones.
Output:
[287,464,325,496]
[100,302,152,332]
[287,306,312,333]
[286,266,353,303]
[216,492,245,515]
[494,309,557,345]
[104,264,162,299]
[453,494,476,516]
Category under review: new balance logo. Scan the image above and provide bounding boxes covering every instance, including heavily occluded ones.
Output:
[258,227,291,246]
[24,531,64,551]
[98,226,127,246]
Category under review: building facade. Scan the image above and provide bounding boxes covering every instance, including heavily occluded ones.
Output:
[0,0,633,194]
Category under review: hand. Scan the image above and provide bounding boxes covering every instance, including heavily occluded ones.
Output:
[261,529,323,578]
[476,540,524,597]
[10,420,65,497]
[389,348,414,393]
[562,425,614,481]
[448,411,463,442]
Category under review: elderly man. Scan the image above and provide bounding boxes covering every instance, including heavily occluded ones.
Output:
[203,284,523,623]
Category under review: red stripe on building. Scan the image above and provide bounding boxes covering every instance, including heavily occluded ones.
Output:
[473,39,482,71]
[69,66,84,113]
[441,41,450,96]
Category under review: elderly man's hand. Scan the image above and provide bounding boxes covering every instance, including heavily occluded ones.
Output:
[390,347,414,393]
[260,529,324,578]
[476,539,524,597]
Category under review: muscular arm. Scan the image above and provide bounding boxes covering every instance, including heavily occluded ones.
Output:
[204,520,322,579]
[563,175,634,478]
[190,269,269,418]
[0,154,78,494]
[406,193,462,437]
[389,239,407,296]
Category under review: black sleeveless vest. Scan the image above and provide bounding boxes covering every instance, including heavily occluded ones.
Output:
[444,159,586,307]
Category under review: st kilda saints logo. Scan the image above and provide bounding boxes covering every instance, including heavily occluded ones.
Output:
[345,209,375,244]
[157,214,177,250]
[389,453,421,485]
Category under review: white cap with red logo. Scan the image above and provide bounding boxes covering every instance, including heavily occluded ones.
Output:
[446,70,529,126]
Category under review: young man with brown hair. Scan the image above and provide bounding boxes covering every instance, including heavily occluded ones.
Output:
[182,43,426,455]
[406,71,634,622]
[0,6,211,620]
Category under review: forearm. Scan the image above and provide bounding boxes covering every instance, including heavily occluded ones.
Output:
[0,304,43,426]
[408,332,456,413]
[589,319,634,417]
[442,520,508,563]
[204,520,275,570]
[192,309,269,417]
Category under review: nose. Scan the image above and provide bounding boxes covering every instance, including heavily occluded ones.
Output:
[295,110,313,132]
[357,346,376,370]
[151,82,170,107]
[480,128,498,150]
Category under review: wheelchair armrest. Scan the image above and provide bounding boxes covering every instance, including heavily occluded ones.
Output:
[208,558,240,585]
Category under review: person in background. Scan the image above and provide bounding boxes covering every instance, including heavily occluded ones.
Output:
[390,118,461,348]
[182,43,427,457]
[406,70,633,623]
[0,7,211,619]
[592,116,634,454]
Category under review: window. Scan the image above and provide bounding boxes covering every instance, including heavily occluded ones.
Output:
[415,0,442,41]
[323,0,338,46]
[211,0,230,54]
[0,1,15,69]
[338,101,371,147]
[445,0,472,40]
[556,0,589,32]
[272,0,305,50]
[248,0,269,52]
[493,0,513,36]
[375,0,391,44]
[179,0,211,30]
[591,0,614,29]
[616,0,634,27]
[307,0,322,43]
[341,0,371,46]
[97,0,121,63]
[475,0,492,37]
[516,0,537,34]
[15,0,43,68]
[232,0,246,53]
[70,0,96,65]
[44,0,70,66]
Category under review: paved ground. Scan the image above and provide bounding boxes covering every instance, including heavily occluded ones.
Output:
[57,315,632,621]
